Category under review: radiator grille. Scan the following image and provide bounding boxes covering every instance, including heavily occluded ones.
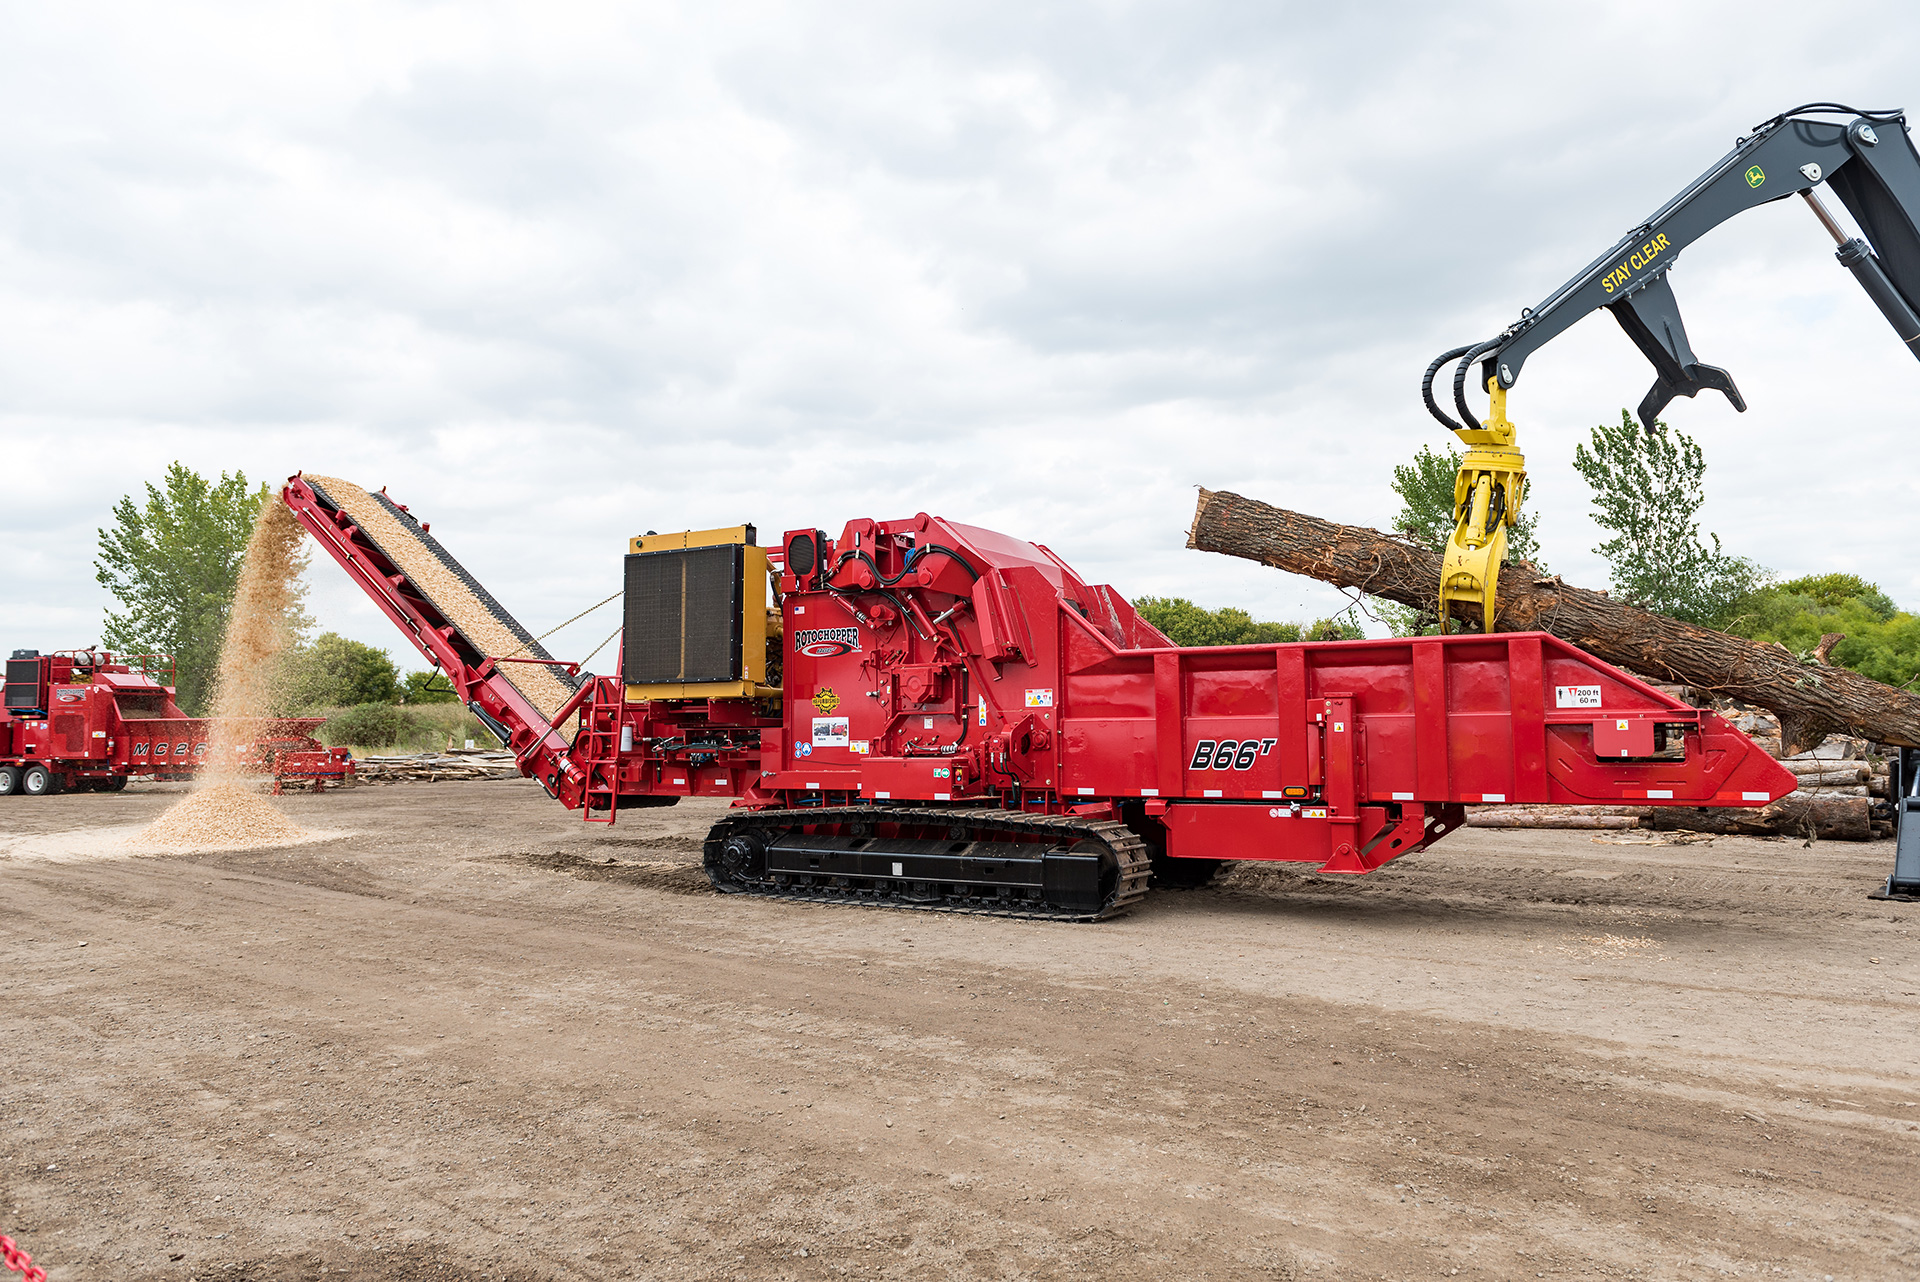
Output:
[4,658,42,710]
[623,545,745,684]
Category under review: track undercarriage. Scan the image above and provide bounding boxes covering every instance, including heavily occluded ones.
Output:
[703,805,1152,921]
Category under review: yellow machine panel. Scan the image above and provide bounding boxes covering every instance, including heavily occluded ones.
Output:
[622,526,779,701]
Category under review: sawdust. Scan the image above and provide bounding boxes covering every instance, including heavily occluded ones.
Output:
[205,498,309,777]
[137,499,313,850]
[1590,830,1718,846]
[135,781,312,850]
[1559,933,1668,962]
[303,474,576,725]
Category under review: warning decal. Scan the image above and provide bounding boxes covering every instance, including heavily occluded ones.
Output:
[1554,685,1603,709]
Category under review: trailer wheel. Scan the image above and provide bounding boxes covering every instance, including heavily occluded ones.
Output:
[0,766,20,796]
[20,764,59,797]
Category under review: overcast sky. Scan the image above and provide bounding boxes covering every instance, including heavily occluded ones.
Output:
[5,2,1917,672]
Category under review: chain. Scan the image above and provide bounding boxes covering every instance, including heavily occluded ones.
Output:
[498,590,622,661]
[577,624,622,670]
[1,1234,48,1282]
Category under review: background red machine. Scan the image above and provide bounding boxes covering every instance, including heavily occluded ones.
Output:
[0,648,352,797]
[282,475,1795,919]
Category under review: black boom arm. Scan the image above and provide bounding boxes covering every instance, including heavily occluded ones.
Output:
[1425,104,1920,434]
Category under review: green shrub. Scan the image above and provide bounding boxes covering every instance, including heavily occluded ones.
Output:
[320,703,418,749]
[1132,597,1361,646]
[401,669,460,703]
[285,633,401,709]
[1721,576,1920,688]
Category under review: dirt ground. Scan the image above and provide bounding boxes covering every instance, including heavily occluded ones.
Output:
[3,780,1916,1281]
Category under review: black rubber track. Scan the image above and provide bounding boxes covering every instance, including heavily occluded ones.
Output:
[703,805,1152,921]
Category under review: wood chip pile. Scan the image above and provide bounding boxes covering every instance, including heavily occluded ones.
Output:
[304,475,578,729]
[352,751,520,783]
[136,781,310,850]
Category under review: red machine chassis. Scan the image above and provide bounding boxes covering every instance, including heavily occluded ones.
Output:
[0,649,351,794]
[281,479,1794,878]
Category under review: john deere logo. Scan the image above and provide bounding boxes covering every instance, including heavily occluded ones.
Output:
[812,687,840,714]
[1745,165,1766,188]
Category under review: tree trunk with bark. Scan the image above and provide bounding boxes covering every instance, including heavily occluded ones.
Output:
[1188,488,1920,753]
[1643,793,1871,841]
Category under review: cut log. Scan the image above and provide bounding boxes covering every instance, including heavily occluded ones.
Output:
[1466,813,1639,830]
[1188,488,1920,752]
[1643,793,1870,841]
[1466,804,1652,816]
[1779,761,1871,784]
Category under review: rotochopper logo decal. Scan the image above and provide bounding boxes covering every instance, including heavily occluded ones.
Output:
[794,626,860,658]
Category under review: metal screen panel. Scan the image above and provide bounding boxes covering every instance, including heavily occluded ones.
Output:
[4,659,41,710]
[622,545,745,684]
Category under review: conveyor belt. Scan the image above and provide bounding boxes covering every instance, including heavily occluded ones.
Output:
[302,476,581,718]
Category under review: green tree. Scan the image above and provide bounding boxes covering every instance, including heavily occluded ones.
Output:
[1389,442,1543,565]
[1571,411,1765,626]
[94,464,272,714]
[284,632,401,709]
[401,669,460,704]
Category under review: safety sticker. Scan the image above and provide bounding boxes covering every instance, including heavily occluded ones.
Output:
[978,694,988,727]
[812,688,841,714]
[1555,685,1603,709]
[850,740,870,755]
[1025,689,1054,708]
[933,767,950,778]
[811,717,850,747]
[794,742,812,757]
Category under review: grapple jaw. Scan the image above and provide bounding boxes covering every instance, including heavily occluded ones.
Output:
[1439,519,1508,632]
[1438,380,1527,633]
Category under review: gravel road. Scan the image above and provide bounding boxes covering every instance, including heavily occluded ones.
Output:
[3,780,1915,1280]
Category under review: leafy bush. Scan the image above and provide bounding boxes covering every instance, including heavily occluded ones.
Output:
[1721,575,1920,688]
[285,633,401,709]
[1132,598,1361,646]
[401,669,460,704]
[319,702,418,749]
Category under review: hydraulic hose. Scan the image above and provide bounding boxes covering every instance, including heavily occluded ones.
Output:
[1452,340,1503,437]
[836,545,981,588]
[1423,344,1477,433]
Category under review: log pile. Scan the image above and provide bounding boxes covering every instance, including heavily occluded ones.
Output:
[1187,488,1904,841]
[352,750,519,784]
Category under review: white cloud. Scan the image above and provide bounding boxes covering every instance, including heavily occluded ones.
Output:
[4,0,1919,670]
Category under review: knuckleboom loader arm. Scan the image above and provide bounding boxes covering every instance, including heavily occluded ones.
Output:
[1422,103,1920,632]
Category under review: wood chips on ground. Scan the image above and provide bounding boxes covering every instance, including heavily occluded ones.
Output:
[136,781,310,850]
